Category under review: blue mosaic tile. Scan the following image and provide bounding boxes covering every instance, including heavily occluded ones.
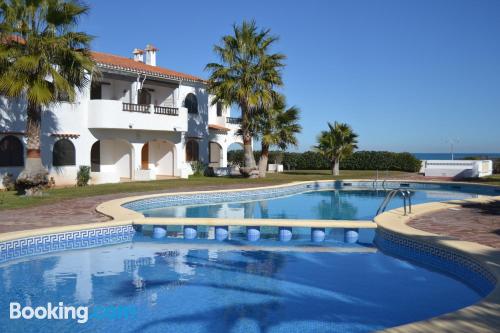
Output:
[122,181,500,212]
[375,228,496,297]
[0,225,135,263]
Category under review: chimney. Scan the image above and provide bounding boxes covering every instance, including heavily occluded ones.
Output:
[132,48,144,62]
[144,44,158,66]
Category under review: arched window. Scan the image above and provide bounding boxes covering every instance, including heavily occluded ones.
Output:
[0,135,24,167]
[186,140,199,162]
[90,141,100,172]
[52,139,76,166]
[184,93,198,114]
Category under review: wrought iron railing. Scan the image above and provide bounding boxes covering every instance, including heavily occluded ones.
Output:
[226,117,242,124]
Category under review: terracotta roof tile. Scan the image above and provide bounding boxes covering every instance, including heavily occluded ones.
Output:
[208,124,230,132]
[91,51,204,83]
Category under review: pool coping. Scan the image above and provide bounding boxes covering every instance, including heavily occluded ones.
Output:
[0,179,499,332]
[95,179,382,229]
[375,196,500,333]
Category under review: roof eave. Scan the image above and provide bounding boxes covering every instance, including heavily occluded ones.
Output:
[95,62,207,84]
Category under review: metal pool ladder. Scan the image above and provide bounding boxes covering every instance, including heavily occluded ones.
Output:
[376,189,412,216]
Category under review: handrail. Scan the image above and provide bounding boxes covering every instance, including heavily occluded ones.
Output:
[376,189,412,216]
[226,117,242,124]
[123,103,150,113]
[154,105,179,116]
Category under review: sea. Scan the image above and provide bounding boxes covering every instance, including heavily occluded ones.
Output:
[412,153,500,160]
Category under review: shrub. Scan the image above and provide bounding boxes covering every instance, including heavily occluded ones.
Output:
[2,173,16,191]
[16,173,49,194]
[493,159,500,174]
[231,149,421,172]
[190,161,207,176]
[227,150,244,166]
[340,151,421,172]
[77,166,91,186]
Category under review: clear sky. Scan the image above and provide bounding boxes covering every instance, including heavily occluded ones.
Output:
[81,0,500,153]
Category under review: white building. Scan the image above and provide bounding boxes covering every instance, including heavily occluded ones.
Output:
[423,160,493,178]
[0,45,243,187]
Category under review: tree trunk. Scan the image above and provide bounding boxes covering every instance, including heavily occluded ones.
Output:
[239,103,258,178]
[258,144,270,178]
[242,129,256,168]
[16,102,48,194]
[331,157,340,176]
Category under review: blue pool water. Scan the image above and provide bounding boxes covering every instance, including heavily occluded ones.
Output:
[0,236,482,333]
[139,189,478,220]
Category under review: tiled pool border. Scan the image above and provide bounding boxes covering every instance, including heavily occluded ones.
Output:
[121,180,500,212]
[0,180,499,332]
[375,197,500,333]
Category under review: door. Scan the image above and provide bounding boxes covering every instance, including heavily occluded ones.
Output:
[141,142,149,170]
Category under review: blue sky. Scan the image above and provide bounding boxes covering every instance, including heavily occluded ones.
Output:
[82,0,500,153]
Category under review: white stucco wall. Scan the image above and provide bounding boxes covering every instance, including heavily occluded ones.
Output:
[0,65,244,188]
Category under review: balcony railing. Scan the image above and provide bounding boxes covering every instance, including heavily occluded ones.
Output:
[123,103,150,113]
[226,117,242,124]
[122,103,179,116]
[154,105,179,116]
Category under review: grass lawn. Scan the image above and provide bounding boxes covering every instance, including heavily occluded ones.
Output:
[0,170,411,211]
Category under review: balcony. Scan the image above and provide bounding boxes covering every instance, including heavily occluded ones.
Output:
[88,100,187,132]
[226,117,242,124]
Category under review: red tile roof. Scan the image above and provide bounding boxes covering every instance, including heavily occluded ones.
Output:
[91,51,205,83]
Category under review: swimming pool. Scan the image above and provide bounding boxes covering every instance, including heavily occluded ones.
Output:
[137,188,479,220]
[0,235,485,333]
[1,181,498,332]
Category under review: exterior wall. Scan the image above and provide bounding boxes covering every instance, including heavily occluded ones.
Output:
[0,67,243,188]
[424,160,493,178]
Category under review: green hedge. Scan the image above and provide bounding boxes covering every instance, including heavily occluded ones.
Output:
[227,150,422,172]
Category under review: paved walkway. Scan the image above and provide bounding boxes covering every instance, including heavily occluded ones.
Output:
[408,199,500,248]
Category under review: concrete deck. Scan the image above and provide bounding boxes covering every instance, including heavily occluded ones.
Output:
[409,200,500,248]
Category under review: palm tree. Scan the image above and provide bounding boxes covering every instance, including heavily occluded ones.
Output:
[315,122,358,176]
[0,0,95,192]
[205,20,285,177]
[257,94,301,177]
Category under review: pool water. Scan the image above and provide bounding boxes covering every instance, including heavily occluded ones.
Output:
[0,236,482,333]
[139,189,478,220]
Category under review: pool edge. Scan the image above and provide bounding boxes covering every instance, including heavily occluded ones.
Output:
[1,179,499,332]
[375,196,500,333]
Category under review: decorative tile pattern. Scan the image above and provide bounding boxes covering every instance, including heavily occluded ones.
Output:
[375,228,496,296]
[0,225,135,263]
[123,181,500,212]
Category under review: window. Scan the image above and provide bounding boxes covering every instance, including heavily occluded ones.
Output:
[209,142,222,163]
[0,135,24,167]
[184,93,198,114]
[90,141,100,172]
[52,139,76,166]
[216,102,223,117]
[138,89,152,105]
[186,140,199,162]
[90,82,102,100]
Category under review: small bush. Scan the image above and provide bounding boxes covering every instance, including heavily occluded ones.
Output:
[190,161,207,176]
[340,151,421,172]
[77,166,91,186]
[493,159,500,174]
[2,173,16,191]
[16,173,49,194]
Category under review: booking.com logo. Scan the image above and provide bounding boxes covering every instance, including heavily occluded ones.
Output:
[9,302,137,324]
